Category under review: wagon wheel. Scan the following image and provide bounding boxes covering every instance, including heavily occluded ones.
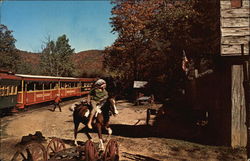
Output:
[103,139,119,161]
[84,140,98,161]
[46,138,66,159]
[11,141,47,161]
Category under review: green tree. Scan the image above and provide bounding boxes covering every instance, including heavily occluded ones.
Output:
[40,35,75,77]
[0,24,20,72]
[40,38,56,75]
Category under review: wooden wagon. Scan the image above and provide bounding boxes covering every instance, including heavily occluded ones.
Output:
[11,137,119,161]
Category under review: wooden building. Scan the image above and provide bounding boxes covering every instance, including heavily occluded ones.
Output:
[218,0,249,147]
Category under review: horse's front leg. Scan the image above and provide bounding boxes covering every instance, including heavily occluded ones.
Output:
[74,121,80,145]
[105,123,112,139]
[84,126,92,141]
[96,123,104,150]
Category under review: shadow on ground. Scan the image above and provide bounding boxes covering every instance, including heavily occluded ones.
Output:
[109,123,215,146]
[122,152,160,161]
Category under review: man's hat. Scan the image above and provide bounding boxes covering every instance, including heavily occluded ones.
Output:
[95,79,106,86]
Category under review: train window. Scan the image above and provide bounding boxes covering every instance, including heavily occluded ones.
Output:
[0,86,3,96]
[2,86,5,96]
[18,84,22,92]
[10,86,14,95]
[15,86,18,94]
[25,83,28,91]
[7,86,10,95]
[36,82,43,90]
[27,82,34,91]
[64,83,71,88]
[54,83,59,89]
[10,86,15,95]
[60,82,64,88]
[9,86,12,95]
[11,86,16,95]
[44,82,50,90]
[51,82,57,89]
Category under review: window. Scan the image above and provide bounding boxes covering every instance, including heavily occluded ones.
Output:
[26,82,34,91]
[36,82,44,90]
[43,82,50,90]
[231,0,242,8]
[10,86,14,95]
[14,86,18,94]
[0,86,3,96]
[7,86,10,95]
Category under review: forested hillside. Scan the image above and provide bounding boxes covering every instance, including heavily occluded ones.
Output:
[73,50,105,77]
[15,49,104,77]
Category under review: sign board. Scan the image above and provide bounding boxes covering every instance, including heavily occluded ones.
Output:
[133,81,148,88]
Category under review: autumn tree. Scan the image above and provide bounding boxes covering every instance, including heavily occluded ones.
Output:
[0,24,20,72]
[104,0,219,99]
[40,35,75,77]
[105,0,159,85]
[105,0,196,97]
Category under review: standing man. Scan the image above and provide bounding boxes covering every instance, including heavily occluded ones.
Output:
[87,79,108,129]
[53,94,62,112]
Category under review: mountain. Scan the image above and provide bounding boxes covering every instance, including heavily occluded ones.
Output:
[17,50,40,65]
[16,49,104,76]
[73,50,105,77]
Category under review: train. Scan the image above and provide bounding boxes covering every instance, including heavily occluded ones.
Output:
[0,70,96,110]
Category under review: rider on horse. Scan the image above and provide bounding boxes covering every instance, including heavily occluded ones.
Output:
[87,79,108,129]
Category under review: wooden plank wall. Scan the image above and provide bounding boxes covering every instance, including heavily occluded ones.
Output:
[221,0,250,55]
[231,65,247,147]
[209,62,232,146]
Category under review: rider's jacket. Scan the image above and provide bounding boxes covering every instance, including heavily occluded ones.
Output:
[89,88,108,103]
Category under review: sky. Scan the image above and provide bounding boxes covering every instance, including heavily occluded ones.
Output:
[0,0,117,53]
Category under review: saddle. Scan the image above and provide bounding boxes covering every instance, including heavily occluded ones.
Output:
[84,100,106,118]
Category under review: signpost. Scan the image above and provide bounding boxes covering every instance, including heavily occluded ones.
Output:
[133,81,148,105]
[133,81,148,88]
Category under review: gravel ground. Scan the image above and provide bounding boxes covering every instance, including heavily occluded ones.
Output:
[0,98,247,161]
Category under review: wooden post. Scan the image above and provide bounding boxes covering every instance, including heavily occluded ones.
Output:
[146,109,151,125]
[242,43,250,159]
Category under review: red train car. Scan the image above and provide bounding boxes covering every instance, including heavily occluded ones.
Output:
[0,71,96,110]
[0,71,21,109]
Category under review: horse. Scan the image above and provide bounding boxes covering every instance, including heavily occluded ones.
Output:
[70,96,118,150]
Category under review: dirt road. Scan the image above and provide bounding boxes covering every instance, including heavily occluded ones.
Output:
[0,98,247,161]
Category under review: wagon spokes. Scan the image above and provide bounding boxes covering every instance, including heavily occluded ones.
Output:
[11,142,47,161]
[46,137,66,159]
[103,139,119,161]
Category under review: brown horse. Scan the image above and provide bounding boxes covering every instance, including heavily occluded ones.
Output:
[70,96,118,150]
